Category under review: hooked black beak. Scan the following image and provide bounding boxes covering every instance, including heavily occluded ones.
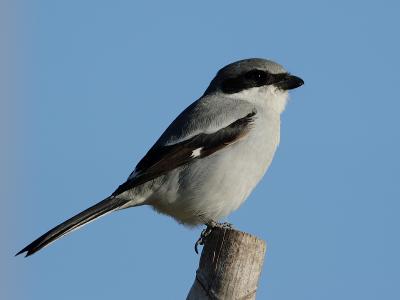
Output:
[275,74,304,90]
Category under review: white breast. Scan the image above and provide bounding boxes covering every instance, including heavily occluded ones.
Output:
[149,86,288,225]
[150,108,281,226]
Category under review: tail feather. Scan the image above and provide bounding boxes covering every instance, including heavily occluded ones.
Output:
[16,196,127,257]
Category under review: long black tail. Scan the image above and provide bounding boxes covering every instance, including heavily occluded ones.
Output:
[16,196,128,257]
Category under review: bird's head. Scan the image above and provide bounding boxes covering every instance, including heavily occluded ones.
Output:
[205,58,304,113]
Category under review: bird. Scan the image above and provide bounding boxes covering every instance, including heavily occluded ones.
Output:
[16,58,304,257]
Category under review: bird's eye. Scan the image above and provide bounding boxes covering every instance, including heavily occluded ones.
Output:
[221,70,271,94]
[244,70,268,85]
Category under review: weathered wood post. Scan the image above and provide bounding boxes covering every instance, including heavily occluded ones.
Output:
[187,228,266,300]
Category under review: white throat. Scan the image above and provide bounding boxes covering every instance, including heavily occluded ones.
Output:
[229,85,289,114]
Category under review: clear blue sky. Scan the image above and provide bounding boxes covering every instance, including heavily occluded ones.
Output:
[2,1,399,299]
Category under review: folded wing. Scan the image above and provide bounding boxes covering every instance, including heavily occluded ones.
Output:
[113,111,257,196]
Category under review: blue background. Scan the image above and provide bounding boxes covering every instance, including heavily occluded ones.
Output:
[3,1,399,299]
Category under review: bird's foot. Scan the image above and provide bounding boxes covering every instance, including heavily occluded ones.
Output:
[194,225,213,254]
[194,221,234,254]
[209,221,233,230]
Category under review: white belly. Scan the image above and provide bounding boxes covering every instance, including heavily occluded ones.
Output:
[149,112,281,226]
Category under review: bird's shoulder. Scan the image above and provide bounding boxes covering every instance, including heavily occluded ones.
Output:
[156,94,256,146]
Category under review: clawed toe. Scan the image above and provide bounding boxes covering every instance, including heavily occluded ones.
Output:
[213,222,233,229]
[194,221,234,254]
[194,225,213,254]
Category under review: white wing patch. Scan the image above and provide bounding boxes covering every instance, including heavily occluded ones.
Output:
[191,147,203,158]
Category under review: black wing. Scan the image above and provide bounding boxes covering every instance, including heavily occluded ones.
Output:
[112,111,257,196]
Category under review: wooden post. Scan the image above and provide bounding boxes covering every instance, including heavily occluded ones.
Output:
[187,228,266,300]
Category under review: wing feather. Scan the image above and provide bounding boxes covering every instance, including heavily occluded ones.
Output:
[112,111,256,196]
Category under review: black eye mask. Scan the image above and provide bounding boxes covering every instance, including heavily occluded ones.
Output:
[221,70,288,94]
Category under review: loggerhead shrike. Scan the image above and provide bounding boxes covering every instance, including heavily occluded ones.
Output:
[16,58,303,257]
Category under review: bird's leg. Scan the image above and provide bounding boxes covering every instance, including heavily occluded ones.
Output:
[194,225,213,254]
[194,221,234,254]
